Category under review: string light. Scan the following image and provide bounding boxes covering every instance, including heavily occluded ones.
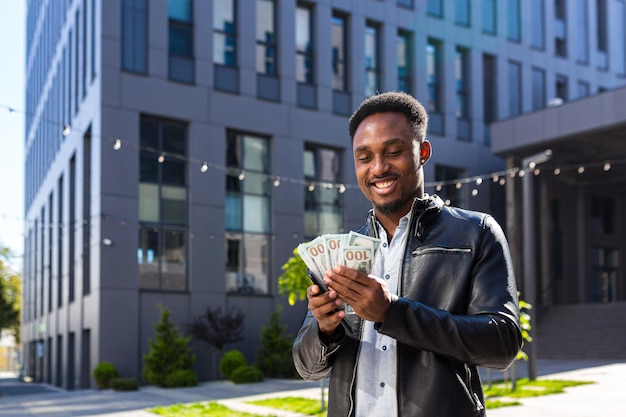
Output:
[3,103,626,202]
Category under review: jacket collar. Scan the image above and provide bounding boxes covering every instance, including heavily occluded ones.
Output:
[366,194,444,241]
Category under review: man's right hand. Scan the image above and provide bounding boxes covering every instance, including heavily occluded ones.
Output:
[307,284,346,338]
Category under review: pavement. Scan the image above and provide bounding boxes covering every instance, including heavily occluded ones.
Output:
[0,358,624,416]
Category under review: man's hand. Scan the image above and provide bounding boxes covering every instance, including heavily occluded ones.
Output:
[324,265,393,322]
[307,284,345,338]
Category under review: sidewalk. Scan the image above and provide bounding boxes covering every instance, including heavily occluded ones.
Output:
[0,359,624,416]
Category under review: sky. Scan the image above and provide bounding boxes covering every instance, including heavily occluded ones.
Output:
[0,2,25,269]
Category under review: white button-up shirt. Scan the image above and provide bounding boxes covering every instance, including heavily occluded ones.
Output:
[354,213,411,417]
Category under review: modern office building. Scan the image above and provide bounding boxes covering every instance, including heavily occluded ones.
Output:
[21,0,626,388]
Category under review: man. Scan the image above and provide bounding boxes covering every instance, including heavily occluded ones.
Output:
[292,92,522,416]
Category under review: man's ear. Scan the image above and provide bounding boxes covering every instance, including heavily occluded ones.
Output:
[420,140,432,164]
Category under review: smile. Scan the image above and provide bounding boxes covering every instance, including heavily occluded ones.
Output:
[373,180,395,189]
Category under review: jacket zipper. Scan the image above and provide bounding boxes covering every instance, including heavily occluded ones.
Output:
[465,364,485,412]
[412,247,471,256]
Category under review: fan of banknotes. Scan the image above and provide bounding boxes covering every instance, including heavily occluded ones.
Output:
[297,231,382,282]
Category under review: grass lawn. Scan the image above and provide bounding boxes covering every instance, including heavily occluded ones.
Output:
[248,396,327,416]
[146,378,594,416]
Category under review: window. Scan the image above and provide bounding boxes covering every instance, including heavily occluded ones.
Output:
[530,0,545,49]
[397,30,412,94]
[531,67,546,110]
[596,0,608,70]
[296,4,314,84]
[577,80,590,98]
[556,74,568,102]
[617,0,626,76]
[331,15,347,92]
[427,0,443,17]
[121,0,147,73]
[426,39,442,114]
[554,0,567,57]
[225,131,271,294]
[455,47,469,120]
[213,0,236,66]
[138,117,188,291]
[365,23,380,97]
[483,54,497,144]
[435,165,466,208]
[482,0,496,34]
[168,0,194,83]
[508,60,522,116]
[590,247,620,302]
[507,0,521,41]
[575,0,589,64]
[256,0,277,76]
[304,145,343,238]
[456,0,470,26]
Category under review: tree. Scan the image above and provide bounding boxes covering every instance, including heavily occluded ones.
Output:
[277,247,310,305]
[256,306,296,378]
[189,306,244,353]
[0,245,20,341]
[188,305,244,379]
[143,304,195,386]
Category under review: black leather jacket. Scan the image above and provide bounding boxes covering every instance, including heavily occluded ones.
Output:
[293,195,522,417]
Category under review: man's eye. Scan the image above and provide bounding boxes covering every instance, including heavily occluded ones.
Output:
[357,155,372,162]
[388,150,402,156]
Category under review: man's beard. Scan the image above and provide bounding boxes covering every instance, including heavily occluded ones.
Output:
[374,195,412,216]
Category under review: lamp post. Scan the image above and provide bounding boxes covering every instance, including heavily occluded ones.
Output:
[522,149,552,380]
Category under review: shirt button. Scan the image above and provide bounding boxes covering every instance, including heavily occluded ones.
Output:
[382,242,387,248]
[385,274,390,280]
[380,382,385,388]
[382,345,387,351]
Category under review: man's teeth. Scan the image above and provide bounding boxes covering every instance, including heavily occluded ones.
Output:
[375,180,394,189]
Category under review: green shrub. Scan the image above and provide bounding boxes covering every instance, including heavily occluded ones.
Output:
[143,305,195,387]
[219,349,247,379]
[163,369,198,388]
[111,377,139,391]
[93,361,119,389]
[230,365,264,383]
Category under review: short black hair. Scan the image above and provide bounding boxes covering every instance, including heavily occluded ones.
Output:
[348,91,428,144]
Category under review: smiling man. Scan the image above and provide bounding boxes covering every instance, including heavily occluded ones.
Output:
[293,92,522,417]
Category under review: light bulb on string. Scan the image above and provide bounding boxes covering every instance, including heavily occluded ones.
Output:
[518,169,525,177]
[158,153,165,163]
[238,170,246,180]
[62,124,71,136]
[577,166,585,174]
[533,168,541,176]
[273,177,280,187]
[603,162,611,171]
[475,177,483,185]
[308,182,315,192]
[200,162,208,172]
[455,182,461,189]
[492,175,499,182]
[338,184,346,193]
[435,183,442,191]
[471,189,479,197]
[113,139,122,150]
[499,178,506,186]
[554,168,561,175]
